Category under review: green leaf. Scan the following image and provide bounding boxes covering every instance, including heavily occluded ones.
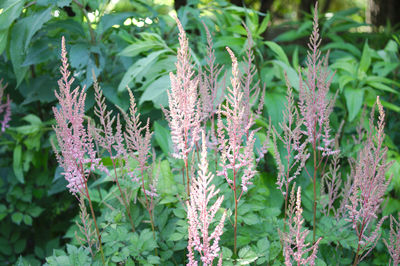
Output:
[242,213,259,225]
[168,232,183,241]
[118,50,167,92]
[358,42,371,74]
[28,206,44,217]
[238,246,258,264]
[10,8,52,86]
[69,43,90,69]
[140,75,170,106]
[14,238,26,254]
[265,41,289,65]
[157,160,177,197]
[11,212,23,225]
[322,42,361,57]
[0,29,7,54]
[98,12,133,34]
[257,13,270,35]
[119,40,164,57]
[154,122,172,155]
[23,214,32,225]
[344,87,364,122]
[13,145,24,183]
[0,0,25,30]
[264,92,286,129]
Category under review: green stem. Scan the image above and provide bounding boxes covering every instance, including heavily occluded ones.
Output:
[312,145,317,243]
[84,181,105,265]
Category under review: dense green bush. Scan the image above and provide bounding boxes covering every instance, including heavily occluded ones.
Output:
[0,0,399,265]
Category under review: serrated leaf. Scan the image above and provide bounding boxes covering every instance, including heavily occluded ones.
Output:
[11,212,23,225]
[169,232,183,241]
[23,214,32,225]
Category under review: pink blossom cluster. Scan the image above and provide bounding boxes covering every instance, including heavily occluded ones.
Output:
[217,47,257,193]
[281,186,321,266]
[162,17,200,160]
[298,2,337,157]
[346,97,392,262]
[52,37,108,194]
[187,132,226,265]
[0,79,11,132]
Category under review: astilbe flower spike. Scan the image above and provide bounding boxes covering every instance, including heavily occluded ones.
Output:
[162,17,200,196]
[187,132,226,266]
[120,88,157,238]
[346,97,392,265]
[297,2,338,242]
[91,74,137,232]
[52,37,108,195]
[281,185,321,266]
[217,47,257,255]
[384,213,400,266]
[273,74,309,227]
[52,36,106,264]
[0,79,11,132]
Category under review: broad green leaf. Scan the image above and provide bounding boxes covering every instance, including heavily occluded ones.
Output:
[358,42,371,74]
[265,41,289,65]
[338,75,354,92]
[157,160,177,196]
[264,92,286,129]
[154,121,172,156]
[140,75,170,106]
[97,12,133,34]
[23,214,32,225]
[69,43,90,69]
[13,145,24,183]
[10,8,52,86]
[0,0,25,30]
[11,212,23,225]
[118,50,167,92]
[344,87,364,122]
[119,41,164,57]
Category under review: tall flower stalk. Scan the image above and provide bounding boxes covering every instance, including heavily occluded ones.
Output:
[298,2,337,242]
[122,88,157,241]
[217,47,257,255]
[187,132,226,265]
[0,79,11,133]
[346,97,392,265]
[91,74,136,233]
[162,17,200,197]
[273,74,309,231]
[52,37,106,264]
[281,185,321,266]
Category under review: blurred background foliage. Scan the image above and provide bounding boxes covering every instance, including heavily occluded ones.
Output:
[0,0,399,264]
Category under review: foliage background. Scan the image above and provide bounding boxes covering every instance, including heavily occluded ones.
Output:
[0,0,399,264]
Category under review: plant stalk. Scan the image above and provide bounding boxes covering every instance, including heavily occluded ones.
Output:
[84,180,105,265]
